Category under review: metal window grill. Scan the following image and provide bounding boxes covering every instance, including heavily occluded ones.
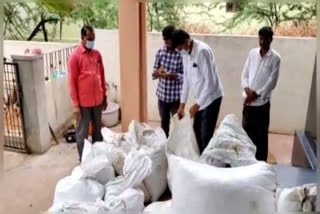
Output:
[3,62,28,153]
[43,46,76,81]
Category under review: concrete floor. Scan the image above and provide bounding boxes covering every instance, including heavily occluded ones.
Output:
[0,122,294,214]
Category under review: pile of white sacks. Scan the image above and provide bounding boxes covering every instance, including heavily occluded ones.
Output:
[47,114,316,213]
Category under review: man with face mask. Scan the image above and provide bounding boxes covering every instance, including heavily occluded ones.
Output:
[173,29,224,154]
[68,25,107,162]
[153,25,184,138]
[241,26,281,161]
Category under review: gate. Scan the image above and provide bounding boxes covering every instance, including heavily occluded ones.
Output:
[3,62,28,153]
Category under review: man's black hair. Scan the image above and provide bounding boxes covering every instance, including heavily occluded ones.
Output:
[259,26,273,41]
[81,25,94,38]
[162,25,176,40]
[172,29,190,48]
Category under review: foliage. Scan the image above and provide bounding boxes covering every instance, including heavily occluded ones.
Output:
[229,1,316,29]
[69,0,119,29]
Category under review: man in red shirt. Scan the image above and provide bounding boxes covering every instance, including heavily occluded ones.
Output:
[68,26,107,162]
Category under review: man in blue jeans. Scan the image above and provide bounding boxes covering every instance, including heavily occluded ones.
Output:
[174,29,224,154]
[153,25,184,138]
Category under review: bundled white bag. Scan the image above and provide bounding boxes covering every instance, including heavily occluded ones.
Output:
[144,200,173,214]
[105,188,145,212]
[277,183,316,212]
[101,127,136,176]
[80,140,115,185]
[168,154,277,214]
[61,199,109,213]
[201,114,257,167]
[167,115,200,161]
[105,150,152,197]
[104,150,152,210]
[103,121,168,202]
[141,145,168,202]
[137,127,168,202]
[50,176,105,211]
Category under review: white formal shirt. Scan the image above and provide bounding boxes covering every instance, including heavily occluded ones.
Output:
[181,39,224,111]
[241,48,281,106]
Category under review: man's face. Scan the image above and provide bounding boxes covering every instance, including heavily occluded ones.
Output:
[175,44,184,51]
[259,35,271,50]
[175,40,189,52]
[164,39,173,49]
[82,30,95,44]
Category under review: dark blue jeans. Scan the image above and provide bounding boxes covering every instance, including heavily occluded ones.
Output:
[158,99,180,138]
[194,97,222,154]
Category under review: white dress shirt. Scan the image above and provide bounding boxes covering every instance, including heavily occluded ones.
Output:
[181,39,224,111]
[241,48,281,106]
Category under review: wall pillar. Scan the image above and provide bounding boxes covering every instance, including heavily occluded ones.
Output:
[11,55,51,154]
[118,0,148,131]
[0,0,4,174]
[316,0,320,211]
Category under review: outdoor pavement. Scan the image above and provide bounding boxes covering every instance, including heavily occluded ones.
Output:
[0,121,294,214]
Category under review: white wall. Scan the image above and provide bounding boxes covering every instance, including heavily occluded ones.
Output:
[4,40,76,60]
[45,77,73,134]
[95,30,315,135]
[5,32,315,135]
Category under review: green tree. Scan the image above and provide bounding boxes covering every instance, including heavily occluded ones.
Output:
[229,1,316,29]
[4,0,75,41]
[4,2,33,40]
[70,0,119,29]
[147,2,186,32]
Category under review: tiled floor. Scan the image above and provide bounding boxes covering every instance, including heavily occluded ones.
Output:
[268,134,294,165]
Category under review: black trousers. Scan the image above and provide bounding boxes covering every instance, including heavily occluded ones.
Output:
[194,97,222,154]
[76,105,103,162]
[242,102,270,161]
[158,99,180,138]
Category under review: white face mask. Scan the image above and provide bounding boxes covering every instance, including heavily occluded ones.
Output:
[177,49,188,55]
[85,40,95,49]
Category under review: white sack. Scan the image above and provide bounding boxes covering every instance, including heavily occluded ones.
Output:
[101,127,136,176]
[167,115,200,161]
[277,183,316,212]
[80,140,115,185]
[61,199,109,213]
[71,166,83,179]
[105,150,152,201]
[105,188,145,212]
[104,121,168,202]
[168,154,277,214]
[201,114,257,167]
[137,127,168,202]
[144,200,173,214]
[50,176,105,210]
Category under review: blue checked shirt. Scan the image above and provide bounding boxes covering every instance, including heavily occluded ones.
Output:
[153,46,184,103]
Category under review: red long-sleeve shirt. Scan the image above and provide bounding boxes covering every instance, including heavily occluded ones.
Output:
[68,44,107,107]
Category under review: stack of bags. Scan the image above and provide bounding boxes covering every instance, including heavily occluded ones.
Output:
[48,114,317,214]
[48,120,168,213]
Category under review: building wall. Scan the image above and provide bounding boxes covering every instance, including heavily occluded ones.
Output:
[4,32,316,135]
[45,77,73,134]
[95,30,316,135]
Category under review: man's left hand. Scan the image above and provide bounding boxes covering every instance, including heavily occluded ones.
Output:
[103,96,108,111]
[189,104,200,119]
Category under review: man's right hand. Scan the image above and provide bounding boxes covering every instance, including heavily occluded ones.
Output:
[177,104,185,120]
[244,88,258,105]
[73,106,81,120]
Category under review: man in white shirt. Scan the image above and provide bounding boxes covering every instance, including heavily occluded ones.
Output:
[174,29,224,154]
[241,26,281,161]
